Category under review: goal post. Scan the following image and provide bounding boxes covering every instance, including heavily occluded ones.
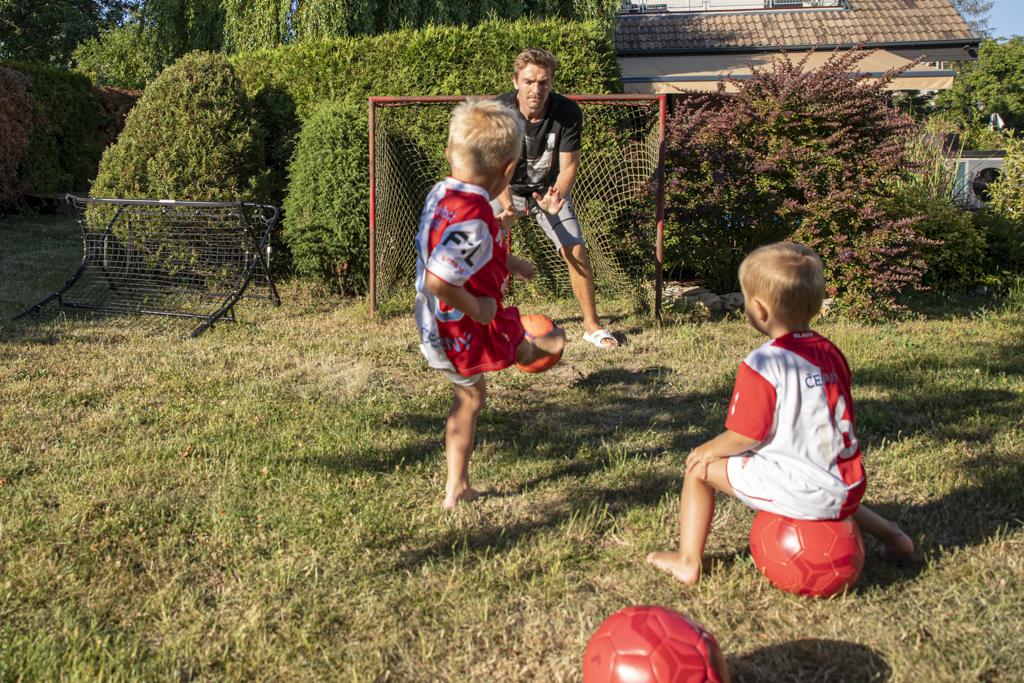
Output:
[369,94,667,318]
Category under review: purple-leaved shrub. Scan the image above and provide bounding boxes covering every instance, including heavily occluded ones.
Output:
[664,50,930,317]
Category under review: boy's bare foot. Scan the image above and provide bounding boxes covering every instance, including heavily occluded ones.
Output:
[442,486,482,510]
[646,551,701,585]
[880,531,915,562]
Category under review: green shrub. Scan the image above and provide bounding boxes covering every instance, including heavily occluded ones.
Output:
[4,62,105,195]
[0,67,33,206]
[884,128,987,291]
[91,51,267,202]
[976,208,1024,277]
[282,100,368,294]
[889,192,985,291]
[978,137,1024,278]
[989,137,1024,223]
[664,52,929,316]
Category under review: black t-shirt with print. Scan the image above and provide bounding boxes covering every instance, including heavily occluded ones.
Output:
[496,91,582,197]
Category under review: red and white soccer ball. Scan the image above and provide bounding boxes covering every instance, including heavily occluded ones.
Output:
[515,313,562,373]
[748,511,865,597]
[582,606,730,683]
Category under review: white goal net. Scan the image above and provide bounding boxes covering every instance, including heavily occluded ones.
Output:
[369,94,666,317]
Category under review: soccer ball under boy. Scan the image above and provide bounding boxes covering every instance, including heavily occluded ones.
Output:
[749,511,865,597]
[515,314,562,373]
[582,606,729,683]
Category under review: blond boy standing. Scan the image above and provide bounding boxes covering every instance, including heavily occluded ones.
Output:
[415,99,565,509]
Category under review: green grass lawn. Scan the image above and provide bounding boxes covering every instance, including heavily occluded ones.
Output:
[2,213,1022,681]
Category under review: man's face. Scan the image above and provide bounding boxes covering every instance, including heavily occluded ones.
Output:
[513,63,553,112]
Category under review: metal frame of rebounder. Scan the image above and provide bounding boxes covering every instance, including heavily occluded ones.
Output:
[368,94,668,319]
[13,195,282,337]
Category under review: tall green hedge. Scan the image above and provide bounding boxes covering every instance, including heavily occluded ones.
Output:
[232,18,620,116]
[91,51,267,202]
[233,18,618,289]
[3,62,105,196]
[0,68,33,206]
[283,100,369,293]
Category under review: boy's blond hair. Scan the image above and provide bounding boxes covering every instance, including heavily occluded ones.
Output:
[513,47,558,77]
[447,98,524,176]
[739,242,825,323]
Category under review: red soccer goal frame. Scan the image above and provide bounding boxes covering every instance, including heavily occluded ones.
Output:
[368,94,668,318]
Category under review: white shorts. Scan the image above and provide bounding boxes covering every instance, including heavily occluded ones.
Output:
[726,451,853,520]
[439,368,483,388]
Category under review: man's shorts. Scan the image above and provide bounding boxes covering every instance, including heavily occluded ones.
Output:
[726,451,861,520]
[439,368,483,388]
[491,193,584,251]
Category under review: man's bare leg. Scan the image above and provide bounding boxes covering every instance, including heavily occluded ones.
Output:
[562,244,616,347]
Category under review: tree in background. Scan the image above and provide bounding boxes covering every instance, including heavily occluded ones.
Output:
[72,0,222,88]
[935,37,1024,133]
[223,0,620,53]
[952,0,993,37]
[0,0,136,65]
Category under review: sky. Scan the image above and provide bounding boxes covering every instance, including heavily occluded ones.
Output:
[988,0,1024,39]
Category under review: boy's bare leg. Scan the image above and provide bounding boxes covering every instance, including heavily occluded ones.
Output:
[443,378,487,510]
[852,505,914,560]
[647,458,734,584]
[515,326,566,366]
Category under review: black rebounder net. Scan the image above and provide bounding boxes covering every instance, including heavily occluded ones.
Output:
[370,95,665,317]
[14,195,281,337]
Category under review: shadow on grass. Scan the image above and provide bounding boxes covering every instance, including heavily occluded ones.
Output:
[393,468,680,570]
[899,288,1000,320]
[867,454,1024,562]
[729,638,891,683]
[309,410,444,474]
[311,319,1024,579]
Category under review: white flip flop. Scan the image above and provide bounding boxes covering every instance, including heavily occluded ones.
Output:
[582,328,618,349]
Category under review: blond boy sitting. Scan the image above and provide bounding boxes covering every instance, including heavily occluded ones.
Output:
[648,242,913,583]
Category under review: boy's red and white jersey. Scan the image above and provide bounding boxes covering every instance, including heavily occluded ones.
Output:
[725,331,865,518]
[414,177,524,376]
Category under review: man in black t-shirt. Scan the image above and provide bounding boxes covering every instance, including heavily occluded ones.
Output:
[493,48,618,349]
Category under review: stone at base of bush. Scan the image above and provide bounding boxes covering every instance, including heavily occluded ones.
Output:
[664,284,721,315]
[720,292,744,312]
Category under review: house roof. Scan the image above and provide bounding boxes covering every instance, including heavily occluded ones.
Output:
[615,0,980,56]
